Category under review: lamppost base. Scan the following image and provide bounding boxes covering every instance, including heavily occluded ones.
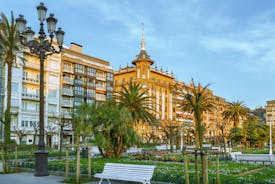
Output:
[34,150,49,176]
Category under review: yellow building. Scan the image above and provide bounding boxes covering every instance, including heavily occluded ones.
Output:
[114,31,231,145]
[114,32,180,143]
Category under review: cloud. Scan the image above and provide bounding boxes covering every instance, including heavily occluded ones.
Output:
[200,9,275,73]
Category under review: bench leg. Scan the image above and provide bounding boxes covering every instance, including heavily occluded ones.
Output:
[99,178,111,184]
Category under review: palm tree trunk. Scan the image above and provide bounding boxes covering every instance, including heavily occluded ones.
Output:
[195,149,199,184]
[3,62,12,173]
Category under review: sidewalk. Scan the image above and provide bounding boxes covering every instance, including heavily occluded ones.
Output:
[0,172,135,184]
[0,172,65,184]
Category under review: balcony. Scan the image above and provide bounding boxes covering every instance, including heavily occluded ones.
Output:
[107,86,113,91]
[87,82,95,88]
[22,77,39,85]
[62,65,74,73]
[22,109,39,115]
[62,88,73,96]
[96,75,106,81]
[22,93,39,101]
[24,61,40,70]
[74,80,84,85]
[61,99,73,107]
[96,85,106,91]
[48,112,58,118]
[63,77,74,85]
[61,111,72,119]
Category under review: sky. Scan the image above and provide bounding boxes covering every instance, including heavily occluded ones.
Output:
[1,0,275,109]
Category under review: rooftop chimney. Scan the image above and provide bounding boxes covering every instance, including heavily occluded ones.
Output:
[70,42,83,53]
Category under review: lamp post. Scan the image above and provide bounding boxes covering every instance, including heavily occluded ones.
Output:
[267,115,273,155]
[15,2,64,176]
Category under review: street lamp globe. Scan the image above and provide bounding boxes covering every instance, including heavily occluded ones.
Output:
[24,27,35,42]
[46,13,57,34]
[37,2,47,21]
[15,14,27,33]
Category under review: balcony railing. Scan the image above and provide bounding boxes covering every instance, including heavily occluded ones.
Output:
[61,100,73,107]
[61,111,72,119]
[96,85,106,91]
[22,93,39,101]
[63,77,74,85]
[22,77,39,84]
[48,112,58,117]
[62,88,73,96]
[87,82,96,88]
[96,75,106,81]
[63,65,74,73]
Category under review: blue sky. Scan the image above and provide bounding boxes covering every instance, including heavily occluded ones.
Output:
[1,0,275,109]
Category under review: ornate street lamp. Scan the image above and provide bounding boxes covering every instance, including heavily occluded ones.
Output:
[16,2,64,176]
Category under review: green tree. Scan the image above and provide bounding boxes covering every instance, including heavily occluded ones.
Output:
[180,79,215,184]
[243,116,268,148]
[222,101,249,128]
[72,103,93,146]
[229,127,245,150]
[0,12,22,173]
[116,81,155,124]
[91,100,140,158]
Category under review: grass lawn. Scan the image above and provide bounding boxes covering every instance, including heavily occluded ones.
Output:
[48,157,275,183]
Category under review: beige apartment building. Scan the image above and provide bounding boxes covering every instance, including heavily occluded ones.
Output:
[60,43,114,144]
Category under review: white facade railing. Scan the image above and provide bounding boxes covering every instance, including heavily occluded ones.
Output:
[63,77,74,85]
[22,93,39,100]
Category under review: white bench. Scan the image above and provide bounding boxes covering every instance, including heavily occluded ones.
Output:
[236,154,275,162]
[156,144,176,151]
[95,163,155,184]
[126,147,142,154]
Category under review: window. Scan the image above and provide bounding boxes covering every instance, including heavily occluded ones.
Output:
[22,102,27,110]
[86,89,95,98]
[12,82,19,93]
[107,92,112,99]
[86,99,94,104]
[48,75,58,84]
[75,64,85,74]
[74,97,84,106]
[23,71,28,79]
[48,89,57,98]
[87,78,96,87]
[74,75,85,85]
[48,104,57,113]
[87,67,96,77]
[74,86,84,96]
[107,73,113,81]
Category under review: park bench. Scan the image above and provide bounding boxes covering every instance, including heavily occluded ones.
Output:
[94,163,155,184]
[235,154,275,164]
[126,147,142,154]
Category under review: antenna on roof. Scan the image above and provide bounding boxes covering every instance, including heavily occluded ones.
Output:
[141,23,145,50]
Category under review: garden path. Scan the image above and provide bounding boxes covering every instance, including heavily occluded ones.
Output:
[235,166,268,176]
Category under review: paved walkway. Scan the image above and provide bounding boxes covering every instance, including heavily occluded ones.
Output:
[0,172,65,184]
[0,172,138,184]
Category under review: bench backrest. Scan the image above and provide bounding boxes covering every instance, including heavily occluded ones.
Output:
[236,154,272,161]
[102,163,155,179]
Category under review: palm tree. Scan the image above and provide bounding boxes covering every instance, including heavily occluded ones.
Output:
[180,79,215,184]
[116,81,155,125]
[222,101,249,128]
[180,79,215,148]
[0,12,22,173]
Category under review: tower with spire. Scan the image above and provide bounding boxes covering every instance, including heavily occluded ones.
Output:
[132,24,154,79]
